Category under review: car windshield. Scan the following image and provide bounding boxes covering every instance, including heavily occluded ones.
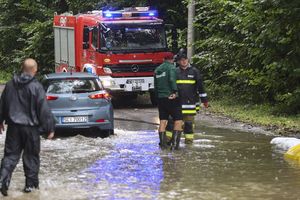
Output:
[44,78,102,94]
[101,24,167,52]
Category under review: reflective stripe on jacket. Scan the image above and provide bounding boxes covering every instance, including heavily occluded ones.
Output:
[176,65,207,115]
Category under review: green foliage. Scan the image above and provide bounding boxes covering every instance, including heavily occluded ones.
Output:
[0,0,298,115]
[0,0,184,73]
[193,0,300,114]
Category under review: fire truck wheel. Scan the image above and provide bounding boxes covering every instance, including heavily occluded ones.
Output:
[150,91,158,106]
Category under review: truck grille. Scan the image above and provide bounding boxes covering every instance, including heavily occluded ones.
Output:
[104,63,160,73]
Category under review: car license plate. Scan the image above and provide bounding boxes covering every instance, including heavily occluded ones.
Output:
[62,116,88,123]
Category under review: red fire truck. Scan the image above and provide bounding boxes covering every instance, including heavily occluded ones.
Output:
[53,7,176,104]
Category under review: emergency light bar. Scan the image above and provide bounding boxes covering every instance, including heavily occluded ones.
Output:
[102,9,158,19]
[124,7,150,12]
[103,11,122,18]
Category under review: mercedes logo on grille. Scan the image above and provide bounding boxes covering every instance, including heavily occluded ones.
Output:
[131,64,139,73]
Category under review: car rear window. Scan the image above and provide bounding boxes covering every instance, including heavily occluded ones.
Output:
[44,78,102,94]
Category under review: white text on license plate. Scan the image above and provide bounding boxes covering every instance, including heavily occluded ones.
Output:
[62,116,88,123]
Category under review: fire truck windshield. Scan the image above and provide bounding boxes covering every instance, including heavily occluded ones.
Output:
[100,24,167,53]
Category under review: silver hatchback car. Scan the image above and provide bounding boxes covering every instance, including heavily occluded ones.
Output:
[43,73,114,136]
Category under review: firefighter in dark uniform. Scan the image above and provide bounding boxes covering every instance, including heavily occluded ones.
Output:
[0,58,55,196]
[166,51,208,144]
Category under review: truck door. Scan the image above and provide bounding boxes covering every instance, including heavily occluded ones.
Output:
[82,26,98,72]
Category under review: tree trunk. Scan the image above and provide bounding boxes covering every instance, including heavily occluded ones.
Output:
[187,0,195,61]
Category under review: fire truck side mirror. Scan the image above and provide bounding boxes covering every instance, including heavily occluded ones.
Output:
[83,26,90,49]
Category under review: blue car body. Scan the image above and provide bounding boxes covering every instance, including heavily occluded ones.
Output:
[43,73,114,135]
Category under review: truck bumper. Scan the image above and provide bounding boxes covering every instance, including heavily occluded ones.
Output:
[99,76,154,92]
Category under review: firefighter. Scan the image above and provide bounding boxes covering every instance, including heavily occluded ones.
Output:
[166,51,209,144]
[0,58,55,196]
[154,55,183,150]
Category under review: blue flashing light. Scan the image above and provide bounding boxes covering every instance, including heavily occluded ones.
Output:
[149,12,155,16]
[138,10,158,18]
[103,11,123,19]
[105,12,112,18]
[103,9,158,19]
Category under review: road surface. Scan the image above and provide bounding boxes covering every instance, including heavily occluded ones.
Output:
[0,97,299,199]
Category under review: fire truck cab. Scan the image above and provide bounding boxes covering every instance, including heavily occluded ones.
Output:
[53,7,176,104]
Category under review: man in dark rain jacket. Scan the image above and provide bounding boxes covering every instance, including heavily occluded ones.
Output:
[0,58,55,196]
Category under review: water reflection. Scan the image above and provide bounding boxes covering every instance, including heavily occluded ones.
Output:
[81,130,163,199]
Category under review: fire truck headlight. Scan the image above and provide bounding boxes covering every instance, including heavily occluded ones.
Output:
[103,67,112,74]
[102,79,116,88]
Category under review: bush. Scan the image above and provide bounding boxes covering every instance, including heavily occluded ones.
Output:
[193,0,300,115]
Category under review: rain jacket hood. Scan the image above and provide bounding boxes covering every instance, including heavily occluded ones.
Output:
[13,73,35,86]
[13,73,35,87]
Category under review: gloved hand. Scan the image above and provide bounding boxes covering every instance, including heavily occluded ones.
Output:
[203,102,209,108]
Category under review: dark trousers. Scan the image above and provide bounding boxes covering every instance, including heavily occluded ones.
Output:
[0,124,40,188]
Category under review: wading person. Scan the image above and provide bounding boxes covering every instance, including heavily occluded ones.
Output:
[154,55,183,150]
[166,50,209,144]
[176,52,209,144]
[0,58,55,196]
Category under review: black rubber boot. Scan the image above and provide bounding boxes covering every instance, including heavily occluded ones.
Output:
[0,174,10,196]
[170,131,182,150]
[175,131,182,150]
[0,181,8,196]
[24,185,39,193]
[159,132,167,148]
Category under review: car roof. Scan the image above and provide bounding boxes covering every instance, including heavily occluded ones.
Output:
[44,72,98,79]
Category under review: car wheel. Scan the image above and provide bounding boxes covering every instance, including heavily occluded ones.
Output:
[101,129,114,138]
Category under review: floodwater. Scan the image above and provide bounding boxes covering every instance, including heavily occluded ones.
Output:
[0,108,300,200]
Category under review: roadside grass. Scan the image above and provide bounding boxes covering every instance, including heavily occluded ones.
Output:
[0,70,12,84]
[209,99,300,134]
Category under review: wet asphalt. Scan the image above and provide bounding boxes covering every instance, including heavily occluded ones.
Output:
[0,96,300,199]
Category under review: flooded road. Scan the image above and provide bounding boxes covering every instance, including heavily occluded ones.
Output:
[1,105,300,199]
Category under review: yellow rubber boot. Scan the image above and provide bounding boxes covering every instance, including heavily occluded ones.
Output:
[185,134,194,144]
